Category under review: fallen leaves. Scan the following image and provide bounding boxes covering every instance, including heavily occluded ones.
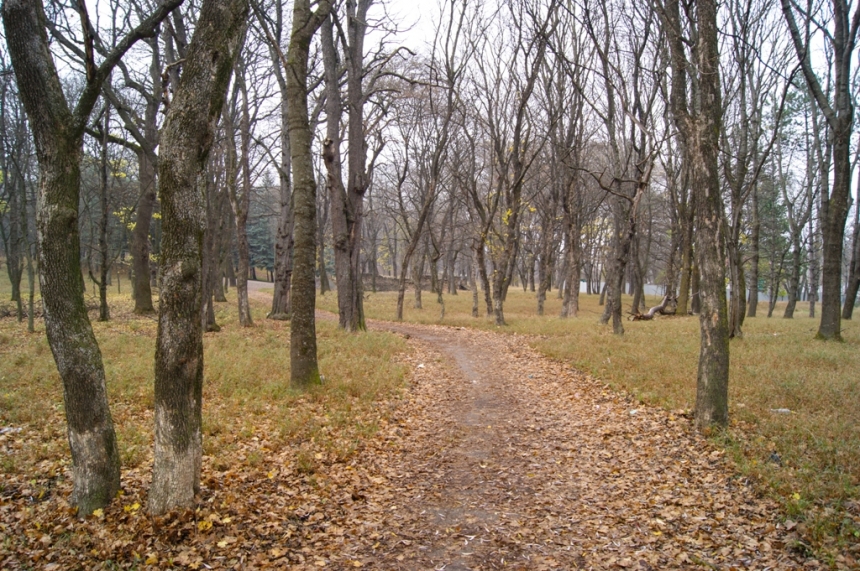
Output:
[1,321,854,569]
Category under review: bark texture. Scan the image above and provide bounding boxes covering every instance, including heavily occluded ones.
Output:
[151,0,248,515]
[287,0,332,387]
[662,0,730,429]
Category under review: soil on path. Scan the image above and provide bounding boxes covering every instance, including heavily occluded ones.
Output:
[245,282,809,570]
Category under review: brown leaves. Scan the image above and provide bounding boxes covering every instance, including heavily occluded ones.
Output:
[0,320,846,569]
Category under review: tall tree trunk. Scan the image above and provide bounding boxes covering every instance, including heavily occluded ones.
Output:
[781,0,858,340]
[842,189,860,318]
[150,0,248,515]
[97,104,111,322]
[747,184,761,317]
[808,215,820,318]
[131,46,162,316]
[320,3,371,333]
[663,0,729,429]
[232,68,254,327]
[287,0,331,387]
[201,165,221,333]
[264,2,295,320]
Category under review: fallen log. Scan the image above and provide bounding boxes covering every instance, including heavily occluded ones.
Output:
[630,295,677,321]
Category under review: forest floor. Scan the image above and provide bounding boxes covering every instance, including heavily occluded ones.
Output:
[255,282,819,569]
[0,282,852,569]
[325,321,816,570]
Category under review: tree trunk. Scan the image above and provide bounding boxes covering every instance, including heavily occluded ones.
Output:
[690,0,729,429]
[321,3,371,333]
[842,190,860,318]
[747,184,761,317]
[225,72,254,328]
[783,237,802,318]
[287,0,331,388]
[470,255,479,317]
[131,48,162,316]
[97,105,111,322]
[662,0,729,429]
[267,4,295,320]
[201,165,221,333]
[413,249,425,309]
[476,242,493,317]
[727,239,746,336]
[676,200,694,315]
[150,0,248,515]
[780,0,858,340]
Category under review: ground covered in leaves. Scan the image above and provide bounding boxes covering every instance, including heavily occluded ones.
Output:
[1,314,851,569]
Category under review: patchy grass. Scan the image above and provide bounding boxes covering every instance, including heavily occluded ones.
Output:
[328,285,860,560]
[0,276,408,502]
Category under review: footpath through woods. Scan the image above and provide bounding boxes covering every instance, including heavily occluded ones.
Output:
[336,321,809,570]
[245,281,812,569]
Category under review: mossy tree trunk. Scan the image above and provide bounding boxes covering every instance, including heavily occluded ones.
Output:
[150,0,248,515]
[287,0,332,388]
[662,0,730,430]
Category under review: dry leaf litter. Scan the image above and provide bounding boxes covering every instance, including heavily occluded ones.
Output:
[0,321,827,570]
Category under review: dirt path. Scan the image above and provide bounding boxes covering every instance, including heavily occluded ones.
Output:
[244,282,807,569]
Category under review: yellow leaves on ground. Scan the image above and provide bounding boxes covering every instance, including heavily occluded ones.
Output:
[123,502,141,513]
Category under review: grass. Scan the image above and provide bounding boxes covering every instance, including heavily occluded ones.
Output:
[319,283,860,558]
[0,271,408,485]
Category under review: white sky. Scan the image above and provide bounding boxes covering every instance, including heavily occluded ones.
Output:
[372,0,439,54]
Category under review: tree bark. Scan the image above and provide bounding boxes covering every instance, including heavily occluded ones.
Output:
[228,67,254,328]
[662,0,729,429]
[269,100,294,318]
[781,0,859,340]
[747,184,761,317]
[842,188,860,318]
[131,43,162,315]
[95,104,111,322]
[287,0,332,387]
[150,0,248,514]
[321,1,373,333]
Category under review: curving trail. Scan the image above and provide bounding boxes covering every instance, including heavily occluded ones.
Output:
[246,282,807,570]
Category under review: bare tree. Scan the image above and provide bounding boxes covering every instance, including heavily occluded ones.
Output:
[661,0,730,429]
[472,0,556,326]
[252,0,295,320]
[150,0,249,514]
[781,0,860,340]
[287,0,332,387]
